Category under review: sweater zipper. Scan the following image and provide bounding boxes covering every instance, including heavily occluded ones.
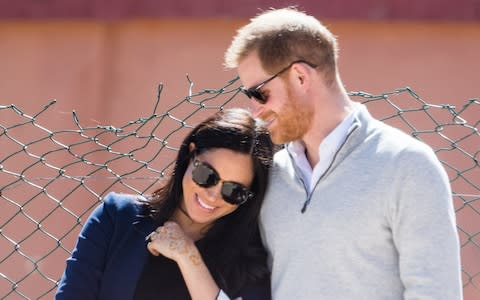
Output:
[291,124,359,213]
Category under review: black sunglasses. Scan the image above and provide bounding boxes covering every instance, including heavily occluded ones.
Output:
[240,60,318,104]
[191,159,254,205]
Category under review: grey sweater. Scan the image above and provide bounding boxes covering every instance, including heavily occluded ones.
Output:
[259,104,462,300]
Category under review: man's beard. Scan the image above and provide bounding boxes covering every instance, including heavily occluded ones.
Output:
[270,89,313,145]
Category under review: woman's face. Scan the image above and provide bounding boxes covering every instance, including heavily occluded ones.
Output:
[181,148,254,227]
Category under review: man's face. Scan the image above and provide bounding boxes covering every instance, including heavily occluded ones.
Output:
[237,52,313,144]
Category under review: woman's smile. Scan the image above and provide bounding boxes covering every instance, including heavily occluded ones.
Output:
[195,194,216,211]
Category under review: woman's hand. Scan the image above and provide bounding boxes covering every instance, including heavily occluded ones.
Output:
[146,221,199,264]
[147,221,244,300]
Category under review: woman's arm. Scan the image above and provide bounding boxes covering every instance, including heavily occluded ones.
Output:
[146,221,228,300]
[55,196,116,299]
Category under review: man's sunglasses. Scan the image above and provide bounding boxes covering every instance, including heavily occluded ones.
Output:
[240,60,318,104]
[191,159,254,205]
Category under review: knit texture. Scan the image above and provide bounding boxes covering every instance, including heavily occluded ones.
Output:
[260,103,462,300]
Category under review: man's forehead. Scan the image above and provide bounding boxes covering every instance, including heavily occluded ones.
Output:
[237,53,268,87]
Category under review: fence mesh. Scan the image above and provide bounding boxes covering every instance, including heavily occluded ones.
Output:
[0,78,479,299]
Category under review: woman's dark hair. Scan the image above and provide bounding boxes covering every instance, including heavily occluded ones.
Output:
[144,108,273,296]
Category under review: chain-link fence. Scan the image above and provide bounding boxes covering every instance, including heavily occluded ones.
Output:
[1,78,479,299]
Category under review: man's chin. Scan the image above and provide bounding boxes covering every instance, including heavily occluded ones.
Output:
[271,132,288,145]
[269,121,297,144]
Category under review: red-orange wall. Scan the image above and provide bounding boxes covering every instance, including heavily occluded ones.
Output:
[0,18,479,299]
[1,19,479,122]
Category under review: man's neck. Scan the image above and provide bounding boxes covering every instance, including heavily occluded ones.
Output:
[302,98,354,167]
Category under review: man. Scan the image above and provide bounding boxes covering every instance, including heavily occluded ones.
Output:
[224,7,462,300]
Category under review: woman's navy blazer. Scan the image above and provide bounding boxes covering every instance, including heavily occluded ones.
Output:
[55,192,156,300]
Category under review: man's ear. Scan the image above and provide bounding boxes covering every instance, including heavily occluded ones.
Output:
[189,142,196,153]
[291,63,311,89]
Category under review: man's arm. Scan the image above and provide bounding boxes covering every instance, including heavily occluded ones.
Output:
[390,146,462,299]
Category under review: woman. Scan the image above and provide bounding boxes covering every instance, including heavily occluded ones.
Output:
[55,108,273,300]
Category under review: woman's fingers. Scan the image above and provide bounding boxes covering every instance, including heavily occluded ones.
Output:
[147,242,160,256]
[145,222,190,260]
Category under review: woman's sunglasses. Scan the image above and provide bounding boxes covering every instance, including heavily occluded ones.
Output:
[240,60,318,104]
[191,159,254,205]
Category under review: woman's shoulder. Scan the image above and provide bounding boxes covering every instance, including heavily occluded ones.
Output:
[101,191,147,216]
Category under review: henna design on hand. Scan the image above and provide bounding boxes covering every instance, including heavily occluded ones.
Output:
[189,253,202,265]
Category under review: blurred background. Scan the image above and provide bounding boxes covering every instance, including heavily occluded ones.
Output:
[0,0,479,123]
[0,0,479,299]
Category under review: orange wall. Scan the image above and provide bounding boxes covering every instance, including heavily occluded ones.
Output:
[1,19,479,124]
[0,19,479,299]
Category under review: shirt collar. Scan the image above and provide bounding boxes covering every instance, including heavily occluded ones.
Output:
[287,109,356,165]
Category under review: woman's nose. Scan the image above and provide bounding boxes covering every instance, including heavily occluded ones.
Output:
[204,183,223,203]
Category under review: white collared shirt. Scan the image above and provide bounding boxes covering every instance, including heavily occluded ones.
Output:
[287,111,356,193]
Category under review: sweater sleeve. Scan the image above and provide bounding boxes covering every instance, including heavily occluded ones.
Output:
[55,192,119,300]
[389,145,463,300]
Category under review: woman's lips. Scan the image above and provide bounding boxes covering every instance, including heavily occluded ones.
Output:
[196,194,215,211]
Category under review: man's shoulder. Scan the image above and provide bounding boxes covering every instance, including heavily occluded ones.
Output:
[356,103,432,153]
[379,122,434,154]
[365,120,445,176]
